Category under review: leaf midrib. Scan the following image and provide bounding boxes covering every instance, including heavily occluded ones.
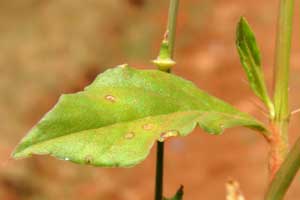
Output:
[16,109,262,156]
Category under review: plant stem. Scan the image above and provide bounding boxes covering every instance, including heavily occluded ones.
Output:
[265,138,300,200]
[155,1,179,200]
[155,142,164,200]
[167,0,180,58]
[270,0,294,178]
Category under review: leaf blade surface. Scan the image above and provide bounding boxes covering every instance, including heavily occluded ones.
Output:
[13,65,266,167]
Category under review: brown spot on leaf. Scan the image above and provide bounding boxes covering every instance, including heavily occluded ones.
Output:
[124,132,135,139]
[158,130,179,142]
[105,95,116,102]
[142,124,153,131]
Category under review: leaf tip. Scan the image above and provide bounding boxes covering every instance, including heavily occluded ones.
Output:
[238,16,248,25]
[236,16,249,43]
[11,149,28,160]
[163,185,184,200]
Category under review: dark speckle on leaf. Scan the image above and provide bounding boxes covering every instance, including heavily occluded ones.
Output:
[84,155,93,164]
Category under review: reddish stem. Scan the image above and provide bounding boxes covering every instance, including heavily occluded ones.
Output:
[268,122,289,180]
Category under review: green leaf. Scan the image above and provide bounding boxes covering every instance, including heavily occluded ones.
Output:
[13,64,266,167]
[164,185,184,200]
[236,17,274,117]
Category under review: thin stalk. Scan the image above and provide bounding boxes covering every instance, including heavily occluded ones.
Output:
[269,0,294,178]
[167,0,180,57]
[155,142,164,200]
[155,1,179,200]
[265,138,300,200]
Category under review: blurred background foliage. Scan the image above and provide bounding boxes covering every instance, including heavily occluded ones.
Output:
[0,0,299,199]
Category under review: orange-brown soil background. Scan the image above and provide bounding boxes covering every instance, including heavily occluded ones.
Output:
[1,0,300,199]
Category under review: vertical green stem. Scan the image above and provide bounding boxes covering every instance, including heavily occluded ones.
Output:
[270,0,294,177]
[273,0,294,118]
[167,0,180,58]
[265,138,300,200]
[155,1,179,200]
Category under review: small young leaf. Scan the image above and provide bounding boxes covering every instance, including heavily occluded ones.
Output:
[13,65,266,167]
[236,17,274,117]
[163,185,184,200]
